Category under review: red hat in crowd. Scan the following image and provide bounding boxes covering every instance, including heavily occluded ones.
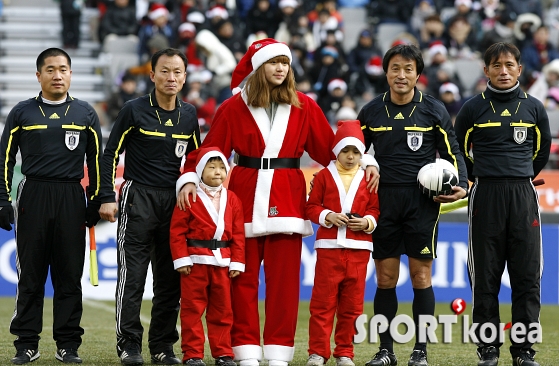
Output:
[149,3,169,20]
[230,38,292,94]
[327,78,347,94]
[332,120,366,156]
[194,147,230,179]
[365,55,383,76]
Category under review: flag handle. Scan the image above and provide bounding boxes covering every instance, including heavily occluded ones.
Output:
[89,226,99,286]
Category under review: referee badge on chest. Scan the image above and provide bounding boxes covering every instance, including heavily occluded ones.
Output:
[513,127,527,144]
[407,132,423,151]
[175,140,188,158]
[65,131,80,150]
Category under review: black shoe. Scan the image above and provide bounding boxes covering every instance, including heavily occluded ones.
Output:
[55,349,82,364]
[184,359,206,366]
[407,350,427,366]
[365,348,397,366]
[151,350,181,364]
[120,343,144,365]
[11,349,40,365]
[215,357,236,366]
[477,346,499,366]
[512,349,539,366]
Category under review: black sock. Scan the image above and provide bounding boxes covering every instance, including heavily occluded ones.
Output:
[412,286,435,354]
[374,287,398,353]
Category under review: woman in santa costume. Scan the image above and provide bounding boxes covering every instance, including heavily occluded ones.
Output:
[305,120,380,366]
[176,39,379,366]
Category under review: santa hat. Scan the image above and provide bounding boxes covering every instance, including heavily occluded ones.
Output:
[332,120,366,156]
[327,78,347,94]
[230,38,292,94]
[279,0,299,9]
[365,55,383,76]
[187,11,205,24]
[206,5,229,20]
[194,147,230,180]
[429,41,447,57]
[149,3,169,20]
[455,0,472,8]
[178,22,196,39]
[439,82,461,100]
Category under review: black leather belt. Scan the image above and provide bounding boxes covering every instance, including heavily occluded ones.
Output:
[234,154,300,169]
[188,239,229,250]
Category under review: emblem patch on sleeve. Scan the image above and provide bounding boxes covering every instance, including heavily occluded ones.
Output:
[513,127,527,144]
[175,140,188,158]
[65,131,80,150]
[407,132,423,151]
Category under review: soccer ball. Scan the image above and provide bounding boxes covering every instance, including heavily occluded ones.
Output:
[417,158,459,198]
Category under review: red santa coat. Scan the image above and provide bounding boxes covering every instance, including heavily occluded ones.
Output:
[306,161,380,250]
[170,186,245,271]
[177,91,335,238]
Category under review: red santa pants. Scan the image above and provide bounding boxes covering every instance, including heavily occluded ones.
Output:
[231,234,302,361]
[308,248,370,360]
[180,264,234,360]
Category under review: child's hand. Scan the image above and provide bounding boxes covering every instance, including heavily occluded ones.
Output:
[177,265,192,275]
[326,212,349,227]
[230,270,241,278]
[348,217,368,231]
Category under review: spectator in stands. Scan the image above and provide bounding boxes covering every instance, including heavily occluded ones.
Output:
[106,72,142,127]
[206,5,230,29]
[307,0,344,28]
[346,29,381,77]
[309,46,345,99]
[444,15,478,60]
[98,0,138,44]
[288,13,317,53]
[315,28,347,69]
[410,0,437,38]
[245,0,281,40]
[478,8,516,53]
[438,82,463,123]
[137,3,175,63]
[214,19,247,62]
[418,13,446,49]
[274,0,304,45]
[522,25,559,88]
[528,58,559,103]
[60,0,83,49]
[504,0,543,20]
[353,55,388,101]
[514,13,542,51]
[195,29,237,104]
[183,70,216,132]
[424,42,464,97]
[479,0,501,34]
[311,8,341,50]
[319,78,348,125]
[444,0,482,42]
[367,0,414,28]
[128,33,170,93]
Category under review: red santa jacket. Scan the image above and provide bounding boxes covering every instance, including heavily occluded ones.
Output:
[176,90,336,238]
[306,161,380,250]
[170,186,245,271]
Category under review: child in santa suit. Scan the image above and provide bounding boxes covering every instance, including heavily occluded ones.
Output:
[169,147,245,366]
[305,120,380,366]
[175,38,380,366]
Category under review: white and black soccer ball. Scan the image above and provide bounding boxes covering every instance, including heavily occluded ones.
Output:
[417,158,459,198]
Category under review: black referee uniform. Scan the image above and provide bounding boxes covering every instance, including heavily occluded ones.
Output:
[359,88,468,259]
[454,84,551,355]
[0,93,102,351]
[99,90,200,357]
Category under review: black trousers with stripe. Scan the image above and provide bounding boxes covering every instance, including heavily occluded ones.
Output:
[115,181,180,355]
[10,177,86,350]
[468,178,542,355]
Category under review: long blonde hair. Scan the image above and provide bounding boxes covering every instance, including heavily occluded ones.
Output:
[244,56,301,108]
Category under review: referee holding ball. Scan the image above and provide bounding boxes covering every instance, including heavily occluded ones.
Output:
[358,44,468,366]
[454,42,551,366]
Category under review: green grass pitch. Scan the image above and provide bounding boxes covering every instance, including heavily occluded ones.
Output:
[0,299,558,365]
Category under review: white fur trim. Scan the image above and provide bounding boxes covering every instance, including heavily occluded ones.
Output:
[314,238,373,251]
[173,257,193,269]
[332,136,365,156]
[176,172,200,197]
[244,217,313,238]
[263,345,294,362]
[232,86,242,95]
[364,215,377,234]
[233,345,262,361]
[149,7,168,20]
[252,43,292,71]
[319,209,334,228]
[189,254,230,267]
[229,261,245,272]
[196,151,230,178]
[360,153,379,170]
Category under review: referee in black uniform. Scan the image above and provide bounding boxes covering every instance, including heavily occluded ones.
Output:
[454,43,551,366]
[98,48,200,366]
[0,48,103,364]
[358,45,468,366]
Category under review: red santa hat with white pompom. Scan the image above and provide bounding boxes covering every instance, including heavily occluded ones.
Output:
[332,120,366,156]
[230,38,292,95]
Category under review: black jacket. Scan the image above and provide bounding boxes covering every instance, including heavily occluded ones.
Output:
[358,87,468,189]
[0,93,103,203]
[454,84,551,181]
[99,91,200,203]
